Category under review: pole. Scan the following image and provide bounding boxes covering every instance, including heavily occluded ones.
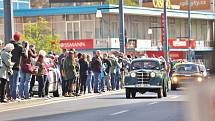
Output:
[3,0,14,44]
[163,0,168,61]
[188,0,192,61]
[119,0,125,54]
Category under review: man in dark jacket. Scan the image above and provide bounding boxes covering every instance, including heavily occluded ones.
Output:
[10,32,26,100]
[92,50,102,93]
[79,54,89,94]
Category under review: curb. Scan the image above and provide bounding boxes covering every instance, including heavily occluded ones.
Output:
[0,90,125,112]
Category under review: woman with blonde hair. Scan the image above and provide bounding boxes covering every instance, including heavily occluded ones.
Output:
[0,43,14,103]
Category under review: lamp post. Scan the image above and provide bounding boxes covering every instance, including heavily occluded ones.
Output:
[188,0,192,62]
[3,0,14,44]
[163,0,169,62]
[119,0,125,54]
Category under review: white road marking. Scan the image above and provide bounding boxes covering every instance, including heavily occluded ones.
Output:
[148,102,158,105]
[111,110,128,116]
[170,96,180,99]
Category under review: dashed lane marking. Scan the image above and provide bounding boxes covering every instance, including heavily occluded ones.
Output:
[110,110,129,116]
[148,102,158,105]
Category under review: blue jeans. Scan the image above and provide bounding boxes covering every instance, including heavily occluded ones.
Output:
[19,71,32,99]
[86,74,92,93]
[100,77,105,91]
[93,72,101,93]
[115,72,120,90]
[10,70,20,100]
[111,73,116,90]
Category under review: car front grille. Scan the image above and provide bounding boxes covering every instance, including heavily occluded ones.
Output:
[136,72,150,84]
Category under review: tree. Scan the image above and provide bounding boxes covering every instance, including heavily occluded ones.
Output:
[106,0,139,6]
[22,17,61,54]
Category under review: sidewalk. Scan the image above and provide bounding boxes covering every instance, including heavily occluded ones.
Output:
[0,90,125,112]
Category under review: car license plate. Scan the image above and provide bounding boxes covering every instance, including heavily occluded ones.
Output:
[135,84,150,87]
[184,75,192,77]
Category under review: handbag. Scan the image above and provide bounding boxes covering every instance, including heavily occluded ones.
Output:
[21,56,35,74]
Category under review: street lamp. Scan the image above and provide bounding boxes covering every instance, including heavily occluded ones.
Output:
[163,0,169,62]
[96,0,125,54]
[3,0,14,44]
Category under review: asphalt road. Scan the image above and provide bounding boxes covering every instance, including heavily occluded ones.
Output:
[0,89,187,121]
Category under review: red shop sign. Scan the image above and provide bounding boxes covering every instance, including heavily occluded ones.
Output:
[60,39,94,50]
[169,38,196,49]
[146,51,185,60]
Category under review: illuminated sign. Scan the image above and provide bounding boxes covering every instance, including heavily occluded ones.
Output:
[153,0,171,9]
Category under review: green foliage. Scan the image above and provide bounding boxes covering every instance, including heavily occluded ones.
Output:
[106,0,139,6]
[22,17,61,54]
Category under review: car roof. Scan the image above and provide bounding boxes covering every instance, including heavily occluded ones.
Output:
[131,58,162,63]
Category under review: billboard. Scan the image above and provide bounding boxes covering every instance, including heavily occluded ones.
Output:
[143,0,211,10]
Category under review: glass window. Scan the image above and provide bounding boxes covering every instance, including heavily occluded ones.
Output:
[52,22,66,40]
[81,21,94,39]
[131,60,160,70]
[66,15,79,21]
[52,15,66,22]
[80,14,95,20]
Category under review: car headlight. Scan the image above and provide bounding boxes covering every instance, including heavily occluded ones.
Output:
[150,72,156,78]
[197,77,203,83]
[173,77,178,82]
[130,72,136,77]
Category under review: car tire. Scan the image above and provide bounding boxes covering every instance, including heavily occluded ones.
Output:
[131,91,136,98]
[158,88,163,98]
[126,88,131,99]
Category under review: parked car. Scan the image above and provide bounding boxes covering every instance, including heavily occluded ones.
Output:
[124,58,169,98]
[171,63,205,90]
[32,67,62,97]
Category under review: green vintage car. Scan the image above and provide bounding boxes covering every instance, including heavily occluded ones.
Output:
[124,58,169,98]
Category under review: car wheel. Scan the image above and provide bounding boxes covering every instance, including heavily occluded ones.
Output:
[157,88,163,98]
[131,91,136,98]
[126,88,131,99]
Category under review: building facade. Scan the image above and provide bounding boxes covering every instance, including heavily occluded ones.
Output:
[0,4,214,67]
[0,0,30,9]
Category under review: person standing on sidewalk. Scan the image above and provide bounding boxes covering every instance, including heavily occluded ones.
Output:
[86,55,92,93]
[79,54,89,95]
[63,50,76,97]
[36,52,46,98]
[0,43,14,103]
[92,50,102,93]
[19,41,37,99]
[102,53,112,91]
[10,32,27,101]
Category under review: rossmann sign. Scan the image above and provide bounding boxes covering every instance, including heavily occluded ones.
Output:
[60,39,94,50]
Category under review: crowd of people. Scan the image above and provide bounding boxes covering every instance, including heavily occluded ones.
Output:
[0,32,131,103]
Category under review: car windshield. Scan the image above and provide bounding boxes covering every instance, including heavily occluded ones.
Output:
[176,64,200,73]
[131,60,160,70]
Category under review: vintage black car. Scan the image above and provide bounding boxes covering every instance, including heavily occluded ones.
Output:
[124,58,169,98]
